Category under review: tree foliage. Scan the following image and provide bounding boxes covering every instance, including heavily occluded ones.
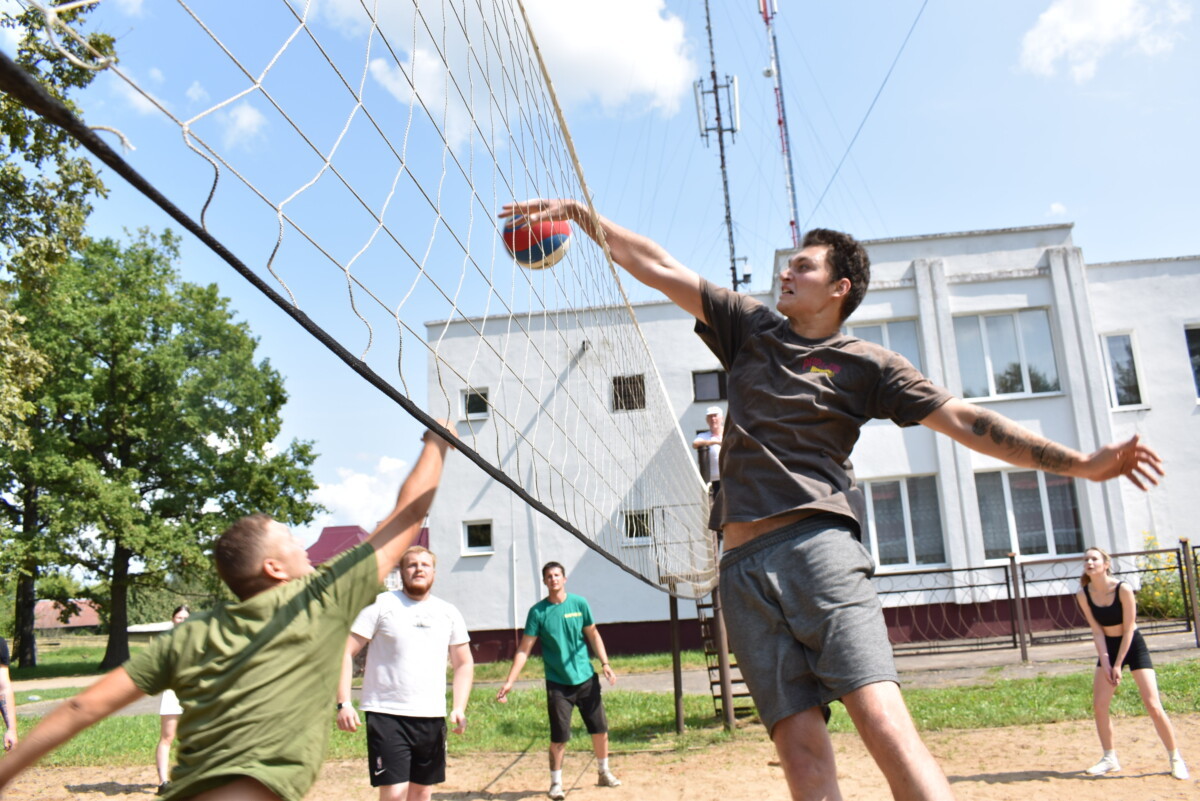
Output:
[2,231,322,668]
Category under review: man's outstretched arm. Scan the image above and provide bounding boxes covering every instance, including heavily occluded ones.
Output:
[368,426,454,584]
[501,199,707,323]
[922,398,1164,489]
[0,668,145,791]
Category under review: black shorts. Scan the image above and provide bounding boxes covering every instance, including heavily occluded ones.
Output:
[1101,630,1154,672]
[546,674,607,743]
[365,712,447,787]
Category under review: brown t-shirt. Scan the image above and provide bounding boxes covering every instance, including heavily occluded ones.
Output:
[697,280,952,533]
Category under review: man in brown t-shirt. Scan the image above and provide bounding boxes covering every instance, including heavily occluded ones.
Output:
[500,199,1164,801]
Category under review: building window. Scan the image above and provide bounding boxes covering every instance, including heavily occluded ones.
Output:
[1102,333,1143,407]
[863,476,945,567]
[1185,326,1200,398]
[612,374,646,411]
[462,388,489,420]
[463,521,493,554]
[975,471,1082,560]
[849,319,923,372]
[623,509,653,542]
[692,370,727,402]
[953,310,1060,399]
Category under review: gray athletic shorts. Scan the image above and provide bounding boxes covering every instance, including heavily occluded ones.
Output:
[720,514,898,735]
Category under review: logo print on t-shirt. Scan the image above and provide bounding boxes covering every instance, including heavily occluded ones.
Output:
[803,356,841,378]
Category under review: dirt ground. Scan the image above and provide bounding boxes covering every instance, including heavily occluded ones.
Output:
[5,713,1197,801]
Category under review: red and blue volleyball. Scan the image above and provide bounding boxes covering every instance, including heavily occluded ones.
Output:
[502,215,571,270]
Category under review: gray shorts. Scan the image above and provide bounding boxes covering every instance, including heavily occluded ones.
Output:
[720,515,897,735]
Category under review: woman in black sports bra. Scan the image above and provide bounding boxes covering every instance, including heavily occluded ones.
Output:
[1075,546,1188,780]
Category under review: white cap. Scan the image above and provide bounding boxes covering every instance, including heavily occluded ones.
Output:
[705,406,723,417]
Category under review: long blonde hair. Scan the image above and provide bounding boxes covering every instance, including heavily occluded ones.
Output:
[1080,546,1112,587]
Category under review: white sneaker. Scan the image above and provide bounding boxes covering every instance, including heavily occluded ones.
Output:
[598,769,622,787]
[548,781,565,800]
[1086,754,1120,776]
[1171,755,1189,780]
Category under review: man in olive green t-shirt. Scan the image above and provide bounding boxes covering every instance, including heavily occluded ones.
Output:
[0,426,455,801]
[496,562,620,801]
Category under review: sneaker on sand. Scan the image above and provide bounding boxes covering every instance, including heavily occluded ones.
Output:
[1171,755,1189,781]
[1086,755,1120,776]
[157,782,172,796]
[548,781,565,800]
[598,769,622,788]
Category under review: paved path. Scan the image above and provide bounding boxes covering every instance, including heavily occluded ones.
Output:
[13,631,1198,718]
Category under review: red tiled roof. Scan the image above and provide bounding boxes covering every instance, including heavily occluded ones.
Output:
[306,525,370,565]
[33,599,101,629]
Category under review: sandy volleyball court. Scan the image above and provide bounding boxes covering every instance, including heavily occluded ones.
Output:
[6,713,1197,800]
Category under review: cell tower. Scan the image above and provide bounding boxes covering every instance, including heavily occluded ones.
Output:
[693,0,750,291]
[760,0,802,248]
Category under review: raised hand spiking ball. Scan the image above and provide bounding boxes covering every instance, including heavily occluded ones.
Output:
[502,215,571,269]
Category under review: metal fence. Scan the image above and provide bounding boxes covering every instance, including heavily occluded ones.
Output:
[873,537,1199,658]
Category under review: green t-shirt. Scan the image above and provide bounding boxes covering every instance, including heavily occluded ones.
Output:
[124,544,379,801]
[524,594,596,686]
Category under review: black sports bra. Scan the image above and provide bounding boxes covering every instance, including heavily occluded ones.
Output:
[1085,581,1125,627]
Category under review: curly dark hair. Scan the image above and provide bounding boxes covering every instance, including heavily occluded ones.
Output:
[801,228,870,321]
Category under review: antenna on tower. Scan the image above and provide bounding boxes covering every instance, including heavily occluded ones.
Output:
[694,0,750,291]
[759,0,801,248]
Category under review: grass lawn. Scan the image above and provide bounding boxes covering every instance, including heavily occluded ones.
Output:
[11,657,1199,767]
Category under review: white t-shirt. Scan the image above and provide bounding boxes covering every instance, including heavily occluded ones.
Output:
[695,431,721,482]
[351,590,470,718]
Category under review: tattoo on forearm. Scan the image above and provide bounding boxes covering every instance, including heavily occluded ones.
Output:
[970,410,1076,473]
[0,698,9,729]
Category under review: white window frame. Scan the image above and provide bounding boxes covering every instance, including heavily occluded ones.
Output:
[461,388,489,421]
[847,319,923,373]
[975,470,1083,561]
[462,520,494,555]
[953,310,1061,399]
[1100,331,1147,409]
[622,508,655,547]
[863,475,947,570]
[692,369,728,402]
[1184,324,1200,401]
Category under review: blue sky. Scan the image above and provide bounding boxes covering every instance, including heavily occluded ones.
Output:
[4,0,1197,545]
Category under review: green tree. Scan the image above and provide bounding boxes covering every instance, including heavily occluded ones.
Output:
[1,1,112,666]
[2,231,322,668]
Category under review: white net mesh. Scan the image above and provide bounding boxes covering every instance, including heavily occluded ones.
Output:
[18,0,717,597]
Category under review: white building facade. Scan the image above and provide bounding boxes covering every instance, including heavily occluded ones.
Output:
[423,223,1200,658]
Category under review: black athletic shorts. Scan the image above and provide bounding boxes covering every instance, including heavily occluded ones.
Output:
[1101,630,1153,672]
[546,674,608,743]
[365,712,447,787]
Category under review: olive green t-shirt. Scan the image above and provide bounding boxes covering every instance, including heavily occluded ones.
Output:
[124,544,379,801]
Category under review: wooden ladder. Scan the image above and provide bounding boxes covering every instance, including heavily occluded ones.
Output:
[695,595,755,719]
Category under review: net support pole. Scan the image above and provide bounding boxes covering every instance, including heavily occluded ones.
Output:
[670,593,684,734]
[1179,537,1200,647]
[710,586,736,731]
[1008,552,1030,663]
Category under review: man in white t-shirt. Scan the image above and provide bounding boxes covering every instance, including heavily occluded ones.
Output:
[336,546,473,801]
[692,405,724,497]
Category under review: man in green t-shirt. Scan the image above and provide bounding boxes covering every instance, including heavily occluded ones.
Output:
[496,562,620,801]
[0,426,455,801]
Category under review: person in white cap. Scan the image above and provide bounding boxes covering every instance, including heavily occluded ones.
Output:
[693,406,724,497]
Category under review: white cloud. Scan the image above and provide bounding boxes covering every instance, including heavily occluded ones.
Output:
[525,0,694,114]
[220,101,268,150]
[113,75,164,115]
[148,66,165,84]
[1048,201,1068,216]
[113,0,145,15]
[293,456,411,545]
[186,80,209,104]
[1020,0,1192,83]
